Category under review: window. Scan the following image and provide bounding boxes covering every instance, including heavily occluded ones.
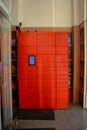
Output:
[29,56,36,65]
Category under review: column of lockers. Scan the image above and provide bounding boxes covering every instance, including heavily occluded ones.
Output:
[37,32,56,109]
[55,32,68,109]
[18,32,38,108]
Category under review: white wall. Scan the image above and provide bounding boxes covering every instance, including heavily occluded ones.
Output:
[11,0,19,25]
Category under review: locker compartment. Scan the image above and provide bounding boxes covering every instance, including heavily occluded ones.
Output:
[38,85,56,91]
[56,91,68,99]
[37,62,55,67]
[28,80,37,86]
[18,47,36,55]
[28,80,37,84]
[18,87,29,92]
[18,32,36,47]
[28,99,39,109]
[56,66,68,71]
[42,88,56,93]
[37,55,55,62]
[37,32,55,46]
[37,70,55,76]
[18,55,28,60]
[56,99,68,109]
[19,99,30,109]
[18,79,27,85]
[38,78,56,85]
[37,47,55,55]
[28,66,37,71]
[18,56,28,67]
[56,47,68,54]
[18,62,28,67]
[18,67,27,72]
[18,75,27,80]
[19,91,29,109]
[37,75,56,82]
[37,82,56,91]
[56,70,68,75]
[42,99,56,109]
[55,32,68,46]
[57,79,68,85]
[27,68,37,75]
[18,70,27,76]
[37,66,56,71]
[42,91,56,99]
[57,87,68,92]
[57,85,68,92]
[27,76,37,81]
[56,55,68,62]
[28,84,37,88]
[27,72,37,77]
[18,58,28,63]
[18,72,27,78]
[56,75,68,80]
[27,71,37,75]
[28,91,38,99]
[18,85,28,91]
[56,62,68,67]
[19,91,29,98]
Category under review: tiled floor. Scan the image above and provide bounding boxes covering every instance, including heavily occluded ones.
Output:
[13,104,87,130]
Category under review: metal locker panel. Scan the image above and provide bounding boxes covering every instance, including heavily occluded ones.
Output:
[56,55,68,62]
[56,47,68,55]
[37,47,55,55]
[56,32,68,46]
[37,32,55,46]
[18,46,36,55]
[18,32,36,47]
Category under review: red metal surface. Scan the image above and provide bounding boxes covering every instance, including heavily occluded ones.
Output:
[18,32,68,109]
[37,32,55,46]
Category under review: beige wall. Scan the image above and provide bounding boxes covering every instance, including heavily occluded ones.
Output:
[72,0,80,26]
[11,0,85,27]
[11,0,19,25]
[79,0,84,23]
[12,0,72,27]
[18,0,53,27]
[54,0,72,27]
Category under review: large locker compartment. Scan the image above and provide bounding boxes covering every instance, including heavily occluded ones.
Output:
[18,32,68,109]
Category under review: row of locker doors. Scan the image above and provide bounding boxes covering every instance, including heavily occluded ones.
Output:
[18,32,68,109]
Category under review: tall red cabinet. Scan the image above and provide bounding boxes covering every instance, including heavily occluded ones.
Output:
[18,32,68,109]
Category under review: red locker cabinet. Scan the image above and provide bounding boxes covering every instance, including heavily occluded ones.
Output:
[18,32,68,109]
